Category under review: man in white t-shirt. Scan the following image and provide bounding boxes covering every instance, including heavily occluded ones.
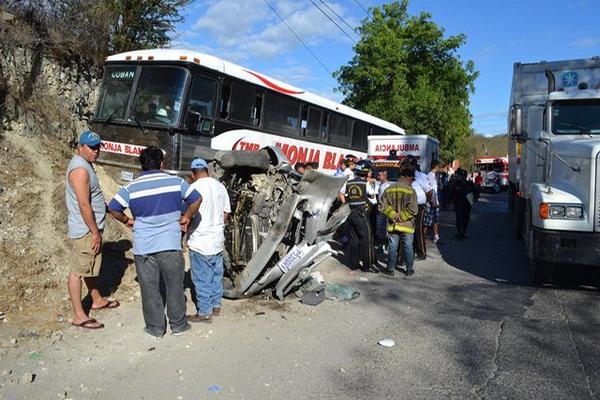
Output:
[186,158,231,323]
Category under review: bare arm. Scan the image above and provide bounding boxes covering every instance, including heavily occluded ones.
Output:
[69,168,101,254]
[109,210,133,229]
[179,198,202,232]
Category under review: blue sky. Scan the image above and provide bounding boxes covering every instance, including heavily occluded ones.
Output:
[174,0,600,136]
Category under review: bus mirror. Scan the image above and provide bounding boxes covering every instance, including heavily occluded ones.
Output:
[186,111,202,134]
[510,105,524,141]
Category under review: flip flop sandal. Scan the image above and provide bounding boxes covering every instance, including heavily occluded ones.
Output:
[92,300,120,311]
[72,318,105,330]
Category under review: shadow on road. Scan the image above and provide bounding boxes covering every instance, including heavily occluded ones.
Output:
[437,193,600,290]
[327,192,600,399]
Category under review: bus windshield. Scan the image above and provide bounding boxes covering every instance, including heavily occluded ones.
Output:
[95,65,136,120]
[131,67,188,126]
[552,100,600,135]
[95,65,188,127]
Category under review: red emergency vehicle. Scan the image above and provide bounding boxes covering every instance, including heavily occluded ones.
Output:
[473,157,509,193]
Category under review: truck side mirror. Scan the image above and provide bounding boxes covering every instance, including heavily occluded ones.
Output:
[509,105,524,141]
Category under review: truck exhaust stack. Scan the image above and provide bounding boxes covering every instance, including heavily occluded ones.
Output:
[544,69,555,93]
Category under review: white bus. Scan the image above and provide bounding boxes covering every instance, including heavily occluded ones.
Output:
[92,49,404,178]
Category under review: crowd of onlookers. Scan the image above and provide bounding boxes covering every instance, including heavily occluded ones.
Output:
[66,130,479,336]
[302,152,480,277]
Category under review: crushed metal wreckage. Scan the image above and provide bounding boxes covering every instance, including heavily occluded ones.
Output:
[197,146,350,299]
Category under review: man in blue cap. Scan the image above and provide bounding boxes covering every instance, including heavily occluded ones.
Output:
[186,158,231,323]
[65,130,119,330]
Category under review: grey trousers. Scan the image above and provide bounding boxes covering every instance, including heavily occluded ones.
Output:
[134,251,188,335]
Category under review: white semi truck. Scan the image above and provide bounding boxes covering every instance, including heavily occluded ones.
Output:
[508,57,600,283]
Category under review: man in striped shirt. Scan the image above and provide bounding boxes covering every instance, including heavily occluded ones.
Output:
[108,147,201,338]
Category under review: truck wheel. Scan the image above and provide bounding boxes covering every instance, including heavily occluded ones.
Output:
[530,256,553,285]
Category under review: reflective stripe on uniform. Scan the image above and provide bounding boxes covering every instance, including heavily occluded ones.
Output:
[384,187,413,195]
[383,205,397,219]
[386,224,415,234]
[399,209,413,221]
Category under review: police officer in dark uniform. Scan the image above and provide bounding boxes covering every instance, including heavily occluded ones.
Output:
[343,160,378,273]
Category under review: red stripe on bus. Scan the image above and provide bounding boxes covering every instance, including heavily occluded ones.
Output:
[243,69,305,95]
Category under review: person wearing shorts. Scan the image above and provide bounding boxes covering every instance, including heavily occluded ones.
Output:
[424,160,442,244]
[65,131,119,330]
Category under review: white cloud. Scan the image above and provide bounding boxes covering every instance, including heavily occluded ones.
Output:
[187,0,357,60]
[265,64,318,86]
[571,38,600,48]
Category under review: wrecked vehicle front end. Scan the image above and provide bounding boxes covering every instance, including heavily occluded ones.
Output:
[207,147,349,299]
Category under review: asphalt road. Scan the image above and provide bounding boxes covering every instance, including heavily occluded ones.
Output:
[2,193,600,400]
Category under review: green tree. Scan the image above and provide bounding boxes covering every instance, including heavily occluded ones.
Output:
[335,0,478,162]
[105,0,193,54]
[2,0,193,65]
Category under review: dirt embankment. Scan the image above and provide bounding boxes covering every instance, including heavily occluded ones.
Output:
[0,34,138,335]
[0,128,139,336]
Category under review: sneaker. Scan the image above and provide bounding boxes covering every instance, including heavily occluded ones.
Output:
[143,328,164,340]
[187,314,213,324]
[415,256,426,261]
[172,323,192,336]
[362,266,379,274]
[406,269,415,277]
[381,269,395,277]
[212,307,221,317]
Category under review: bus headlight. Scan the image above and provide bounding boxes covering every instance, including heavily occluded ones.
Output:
[540,203,584,219]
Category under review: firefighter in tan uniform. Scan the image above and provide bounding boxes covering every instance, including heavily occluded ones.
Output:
[342,160,379,273]
[380,167,418,276]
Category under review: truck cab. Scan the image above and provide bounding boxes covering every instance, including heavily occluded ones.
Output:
[508,58,600,282]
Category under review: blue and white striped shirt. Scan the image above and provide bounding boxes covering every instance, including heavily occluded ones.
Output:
[108,170,201,255]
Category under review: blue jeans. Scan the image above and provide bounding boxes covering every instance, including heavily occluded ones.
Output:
[387,232,414,272]
[190,250,224,316]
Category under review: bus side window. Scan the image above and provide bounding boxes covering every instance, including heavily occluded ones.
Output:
[306,107,322,139]
[352,120,367,149]
[229,81,254,124]
[219,80,231,119]
[328,113,351,146]
[186,75,217,133]
[300,104,308,137]
[321,111,329,141]
[252,90,264,126]
[264,93,301,136]
[372,126,387,135]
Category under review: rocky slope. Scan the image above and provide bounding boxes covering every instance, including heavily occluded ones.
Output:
[0,40,137,334]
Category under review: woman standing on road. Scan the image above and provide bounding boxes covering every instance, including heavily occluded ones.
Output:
[450,168,478,239]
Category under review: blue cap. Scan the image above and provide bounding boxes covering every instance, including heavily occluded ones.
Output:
[191,158,208,170]
[79,130,101,147]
